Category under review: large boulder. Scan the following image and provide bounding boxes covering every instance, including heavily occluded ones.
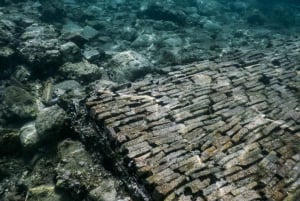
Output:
[17,24,62,73]
[35,105,66,142]
[107,50,153,82]
[2,86,38,122]
[58,60,102,84]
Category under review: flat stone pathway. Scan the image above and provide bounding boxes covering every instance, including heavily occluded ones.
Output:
[86,38,300,201]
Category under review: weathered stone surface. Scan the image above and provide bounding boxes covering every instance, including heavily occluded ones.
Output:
[107,50,154,82]
[19,122,39,151]
[86,39,300,201]
[35,105,66,142]
[18,24,62,69]
[3,86,38,121]
[58,60,102,83]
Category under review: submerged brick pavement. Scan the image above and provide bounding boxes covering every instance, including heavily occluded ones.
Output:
[87,38,300,201]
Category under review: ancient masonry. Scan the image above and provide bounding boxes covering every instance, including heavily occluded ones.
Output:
[86,39,300,201]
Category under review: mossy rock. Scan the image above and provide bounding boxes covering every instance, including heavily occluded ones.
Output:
[3,86,38,122]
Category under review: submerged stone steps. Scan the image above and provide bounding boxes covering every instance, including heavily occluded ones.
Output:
[86,38,300,201]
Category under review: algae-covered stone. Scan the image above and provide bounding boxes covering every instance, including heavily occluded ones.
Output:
[19,122,39,151]
[3,86,38,121]
[18,24,62,69]
[35,105,66,142]
[28,184,72,201]
[60,41,81,62]
[58,60,102,83]
[108,50,153,82]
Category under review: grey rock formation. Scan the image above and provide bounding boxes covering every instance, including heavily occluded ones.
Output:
[18,24,62,71]
[58,60,102,83]
[19,122,39,151]
[35,105,66,142]
[60,42,81,63]
[107,50,153,82]
[3,86,38,121]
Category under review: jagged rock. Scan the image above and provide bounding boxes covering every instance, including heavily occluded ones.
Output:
[2,86,38,122]
[19,122,39,151]
[58,60,102,83]
[35,105,66,142]
[17,24,62,71]
[60,42,81,63]
[107,50,153,82]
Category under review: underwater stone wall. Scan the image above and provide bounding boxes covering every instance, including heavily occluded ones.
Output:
[86,37,300,201]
